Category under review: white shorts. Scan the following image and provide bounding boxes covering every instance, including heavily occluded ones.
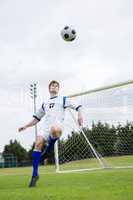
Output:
[37,120,64,140]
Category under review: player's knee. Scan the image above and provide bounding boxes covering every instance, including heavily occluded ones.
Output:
[51,126,62,138]
[35,136,44,150]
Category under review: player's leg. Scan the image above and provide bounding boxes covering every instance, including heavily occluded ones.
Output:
[45,125,62,152]
[29,136,44,187]
[40,126,62,162]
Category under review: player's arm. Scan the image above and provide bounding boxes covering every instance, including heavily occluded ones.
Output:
[18,118,39,132]
[18,103,46,132]
[77,106,83,127]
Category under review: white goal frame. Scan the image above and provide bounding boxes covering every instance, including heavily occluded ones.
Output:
[54,80,133,173]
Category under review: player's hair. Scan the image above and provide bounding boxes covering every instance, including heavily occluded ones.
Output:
[49,80,60,89]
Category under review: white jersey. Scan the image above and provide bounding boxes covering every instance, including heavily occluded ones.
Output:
[33,95,82,138]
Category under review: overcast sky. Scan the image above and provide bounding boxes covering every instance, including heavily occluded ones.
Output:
[0,0,133,151]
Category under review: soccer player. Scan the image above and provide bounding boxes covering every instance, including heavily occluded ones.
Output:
[18,80,83,187]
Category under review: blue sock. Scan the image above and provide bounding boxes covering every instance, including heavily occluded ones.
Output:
[40,136,59,162]
[32,150,41,177]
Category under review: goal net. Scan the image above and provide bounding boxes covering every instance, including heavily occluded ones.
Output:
[54,80,133,173]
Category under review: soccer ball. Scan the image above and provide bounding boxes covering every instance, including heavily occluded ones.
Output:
[61,26,76,42]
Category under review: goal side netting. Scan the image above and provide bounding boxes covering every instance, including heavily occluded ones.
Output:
[54,80,133,173]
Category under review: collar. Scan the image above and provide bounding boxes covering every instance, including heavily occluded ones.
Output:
[50,96,58,99]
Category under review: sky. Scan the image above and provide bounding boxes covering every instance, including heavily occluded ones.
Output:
[0,0,133,151]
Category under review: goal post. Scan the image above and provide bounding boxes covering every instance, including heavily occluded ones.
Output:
[54,80,133,173]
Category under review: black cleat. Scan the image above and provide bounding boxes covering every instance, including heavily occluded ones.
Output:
[29,175,39,187]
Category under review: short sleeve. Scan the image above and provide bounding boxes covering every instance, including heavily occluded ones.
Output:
[33,103,45,121]
[63,96,82,111]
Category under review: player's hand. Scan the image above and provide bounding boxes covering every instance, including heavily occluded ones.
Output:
[18,126,26,132]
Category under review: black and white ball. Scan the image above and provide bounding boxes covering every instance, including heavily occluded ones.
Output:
[61,26,76,42]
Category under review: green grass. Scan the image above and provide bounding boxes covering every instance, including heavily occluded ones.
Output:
[0,166,133,200]
[59,155,133,170]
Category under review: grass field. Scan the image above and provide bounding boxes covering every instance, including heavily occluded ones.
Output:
[0,164,133,200]
[59,155,133,171]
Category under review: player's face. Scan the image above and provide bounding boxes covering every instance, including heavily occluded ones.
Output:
[49,83,59,95]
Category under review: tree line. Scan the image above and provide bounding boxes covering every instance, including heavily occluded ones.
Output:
[2,121,133,166]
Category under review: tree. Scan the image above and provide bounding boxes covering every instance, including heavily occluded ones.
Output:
[3,139,28,164]
[115,122,133,155]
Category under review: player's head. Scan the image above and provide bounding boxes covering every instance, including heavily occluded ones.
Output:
[49,80,60,95]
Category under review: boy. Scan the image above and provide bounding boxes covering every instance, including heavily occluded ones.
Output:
[18,80,83,187]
